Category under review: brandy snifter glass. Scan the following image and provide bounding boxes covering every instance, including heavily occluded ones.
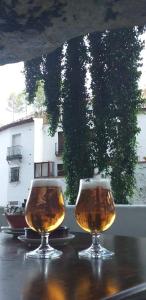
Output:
[75,177,116,259]
[25,178,65,259]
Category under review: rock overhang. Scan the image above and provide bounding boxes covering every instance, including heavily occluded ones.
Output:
[0,0,146,65]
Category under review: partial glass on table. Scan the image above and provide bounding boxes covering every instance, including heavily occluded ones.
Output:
[75,177,116,259]
[25,178,65,259]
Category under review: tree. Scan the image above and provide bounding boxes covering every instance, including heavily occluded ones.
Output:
[7,92,27,121]
[7,83,47,121]
[32,80,46,116]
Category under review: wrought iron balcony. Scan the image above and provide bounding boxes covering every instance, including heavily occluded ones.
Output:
[6,145,22,161]
[55,143,64,157]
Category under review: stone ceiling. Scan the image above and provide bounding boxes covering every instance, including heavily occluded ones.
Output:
[0,0,146,65]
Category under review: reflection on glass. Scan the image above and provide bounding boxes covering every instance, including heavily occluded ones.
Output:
[75,177,116,258]
[25,178,65,259]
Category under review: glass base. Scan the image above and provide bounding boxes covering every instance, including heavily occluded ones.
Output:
[78,243,114,259]
[25,244,62,259]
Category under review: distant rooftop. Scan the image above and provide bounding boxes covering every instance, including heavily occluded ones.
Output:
[0,117,34,132]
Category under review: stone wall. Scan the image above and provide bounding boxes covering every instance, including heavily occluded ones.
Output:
[62,205,146,237]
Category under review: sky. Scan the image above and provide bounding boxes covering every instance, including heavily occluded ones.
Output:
[0,62,25,125]
[0,33,146,126]
[139,32,146,88]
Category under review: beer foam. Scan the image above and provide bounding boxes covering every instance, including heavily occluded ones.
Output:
[32,178,62,187]
[81,178,111,190]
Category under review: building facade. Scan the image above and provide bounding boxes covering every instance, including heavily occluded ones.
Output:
[131,110,146,204]
[0,111,146,207]
[0,117,65,206]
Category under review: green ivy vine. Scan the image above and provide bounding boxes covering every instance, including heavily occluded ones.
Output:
[62,37,94,203]
[24,27,144,204]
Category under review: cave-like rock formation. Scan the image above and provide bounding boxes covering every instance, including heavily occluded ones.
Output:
[0,0,146,64]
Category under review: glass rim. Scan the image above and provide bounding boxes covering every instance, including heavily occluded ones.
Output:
[30,178,63,187]
[79,177,111,189]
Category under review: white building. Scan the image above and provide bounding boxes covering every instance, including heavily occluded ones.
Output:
[131,109,146,204]
[0,117,65,207]
[137,110,146,161]
[0,110,146,207]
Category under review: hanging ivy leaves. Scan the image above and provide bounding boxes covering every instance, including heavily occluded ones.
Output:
[24,27,144,204]
[88,32,110,173]
[62,37,94,203]
[102,28,143,203]
[88,28,144,203]
[24,57,42,103]
[42,47,62,136]
[24,48,62,136]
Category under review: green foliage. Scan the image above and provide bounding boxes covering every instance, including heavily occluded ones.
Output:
[89,28,144,203]
[7,92,26,114]
[88,32,110,172]
[24,49,62,136]
[62,37,94,204]
[42,47,62,136]
[24,57,42,103]
[32,80,46,116]
[105,28,143,203]
[24,27,144,204]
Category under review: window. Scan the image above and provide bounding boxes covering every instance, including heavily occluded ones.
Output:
[57,164,65,177]
[34,162,55,178]
[55,132,64,156]
[12,133,21,146]
[35,163,42,177]
[58,132,64,151]
[10,167,20,182]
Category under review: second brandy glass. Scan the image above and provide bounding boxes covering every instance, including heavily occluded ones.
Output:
[75,177,116,259]
[25,178,65,259]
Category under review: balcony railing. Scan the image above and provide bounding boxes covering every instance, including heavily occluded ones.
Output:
[6,145,22,161]
[55,143,64,157]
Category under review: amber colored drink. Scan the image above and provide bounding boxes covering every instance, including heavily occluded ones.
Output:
[75,186,115,233]
[25,186,65,233]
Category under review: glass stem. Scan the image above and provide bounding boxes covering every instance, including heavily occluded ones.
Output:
[91,233,101,255]
[39,232,50,251]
